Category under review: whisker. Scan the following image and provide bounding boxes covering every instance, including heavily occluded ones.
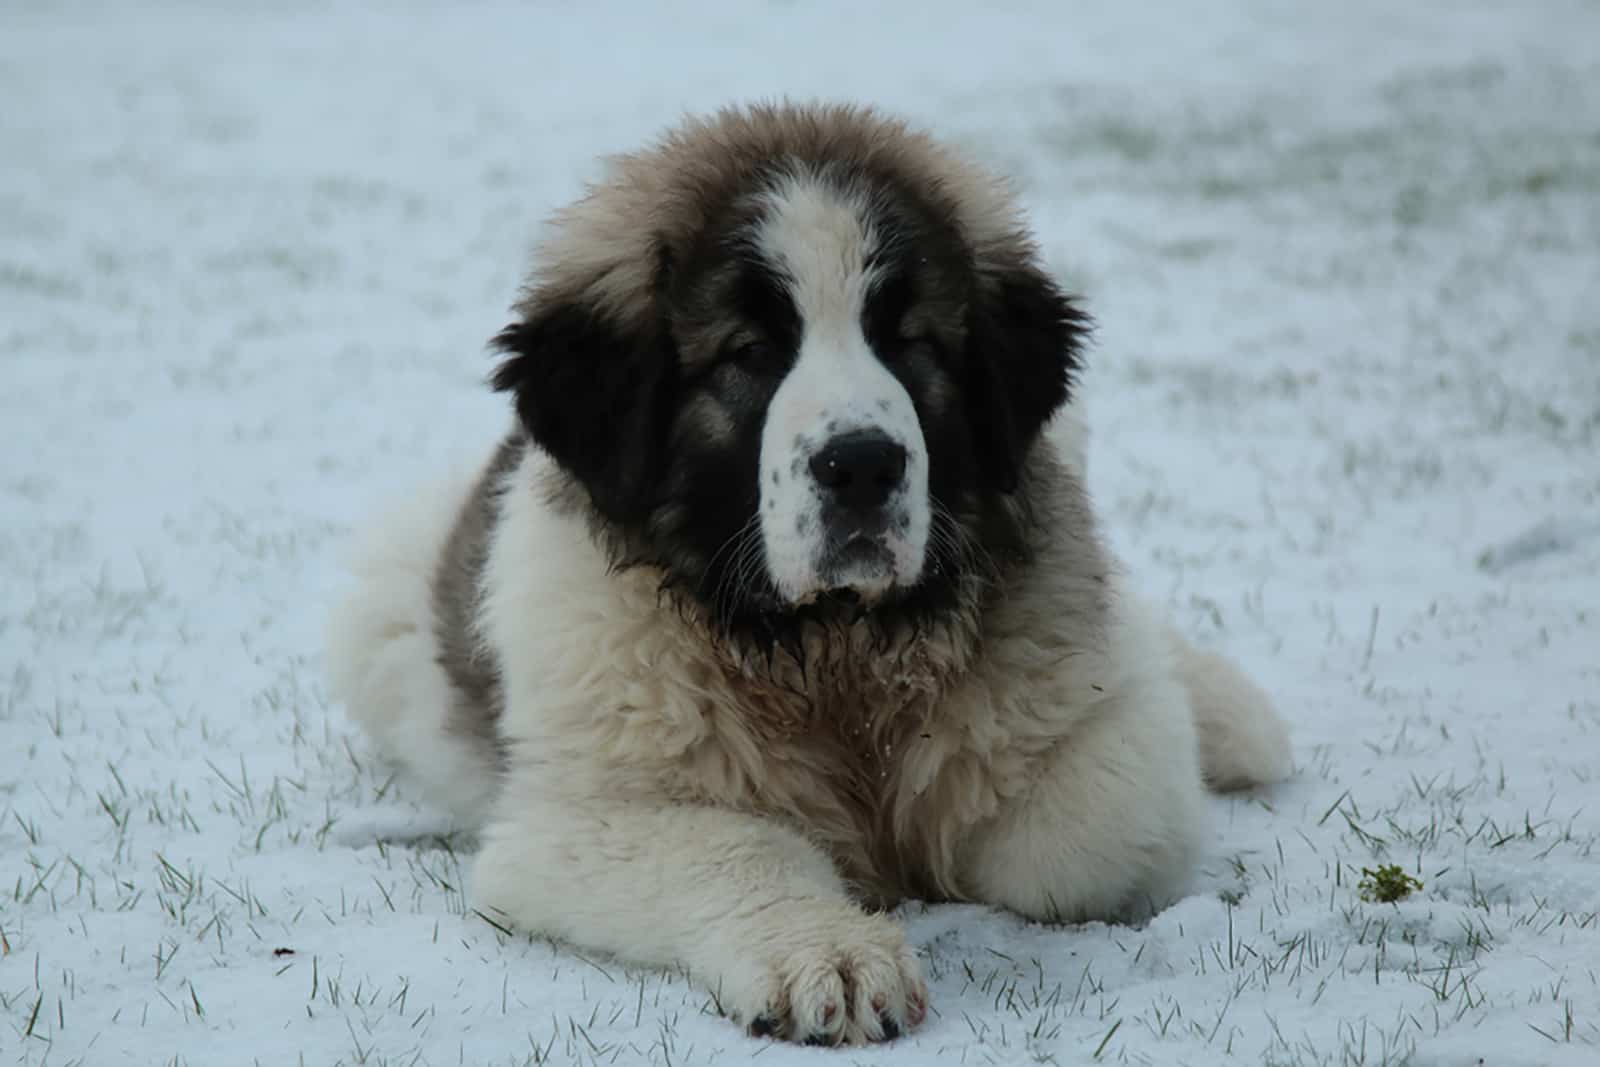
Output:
[712,520,765,625]
[700,513,761,598]
[929,496,1002,589]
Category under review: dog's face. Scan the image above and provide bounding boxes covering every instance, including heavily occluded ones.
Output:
[492,108,1088,640]
[720,174,949,607]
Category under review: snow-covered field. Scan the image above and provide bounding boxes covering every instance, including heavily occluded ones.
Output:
[4,2,1598,1063]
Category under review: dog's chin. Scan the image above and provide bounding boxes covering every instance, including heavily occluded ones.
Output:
[788,537,917,609]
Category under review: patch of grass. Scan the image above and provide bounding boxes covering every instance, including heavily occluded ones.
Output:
[1358,865,1423,904]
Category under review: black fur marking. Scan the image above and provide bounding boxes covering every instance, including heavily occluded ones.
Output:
[963,267,1091,493]
[862,269,916,351]
[491,306,674,523]
[728,257,801,371]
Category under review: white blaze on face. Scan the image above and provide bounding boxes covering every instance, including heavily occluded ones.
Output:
[755,173,930,604]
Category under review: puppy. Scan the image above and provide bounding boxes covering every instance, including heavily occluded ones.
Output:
[326,101,1291,1046]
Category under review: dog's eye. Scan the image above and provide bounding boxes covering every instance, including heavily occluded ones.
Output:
[725,337,775,369]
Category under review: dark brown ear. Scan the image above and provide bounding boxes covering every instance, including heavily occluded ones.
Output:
[964,262,1092,491]
[490,299,675,523]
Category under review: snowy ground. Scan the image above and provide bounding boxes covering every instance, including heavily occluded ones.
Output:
[4,2,1598,1064]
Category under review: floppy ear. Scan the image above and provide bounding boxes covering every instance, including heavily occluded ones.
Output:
[964,262,1091,492]
[490,299,674,523]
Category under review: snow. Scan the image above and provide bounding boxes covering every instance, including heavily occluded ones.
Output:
[3,1,1598,1064]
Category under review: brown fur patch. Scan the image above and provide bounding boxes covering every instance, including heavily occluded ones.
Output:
[518,102,1041,328]
[431,432,526,754]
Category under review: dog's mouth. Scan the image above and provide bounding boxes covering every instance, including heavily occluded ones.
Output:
[812,532,899,602]
[762,510,928,613]
[832,529,893,565]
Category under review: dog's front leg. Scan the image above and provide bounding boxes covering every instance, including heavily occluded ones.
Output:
[469,792,926,1045]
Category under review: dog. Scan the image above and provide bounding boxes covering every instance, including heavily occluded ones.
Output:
[325,101,1291,1047]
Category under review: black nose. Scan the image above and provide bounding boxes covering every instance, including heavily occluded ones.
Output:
[808,432,909,512]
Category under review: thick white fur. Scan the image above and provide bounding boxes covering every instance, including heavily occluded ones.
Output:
[323,460,502,827]
[327,427,1291,1041]
[1175,637,1292,790]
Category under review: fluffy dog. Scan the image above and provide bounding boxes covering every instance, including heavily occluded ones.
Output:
[326,101,1291,1046]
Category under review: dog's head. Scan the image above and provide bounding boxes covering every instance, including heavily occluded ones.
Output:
[492,103,1089,639]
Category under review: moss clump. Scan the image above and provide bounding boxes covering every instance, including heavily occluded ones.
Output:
[1358,864,1423,903]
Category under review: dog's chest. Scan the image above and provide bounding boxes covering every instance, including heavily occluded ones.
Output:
[706,672,948,901]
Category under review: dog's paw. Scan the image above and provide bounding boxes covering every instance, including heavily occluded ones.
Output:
[723,909,927,1045]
